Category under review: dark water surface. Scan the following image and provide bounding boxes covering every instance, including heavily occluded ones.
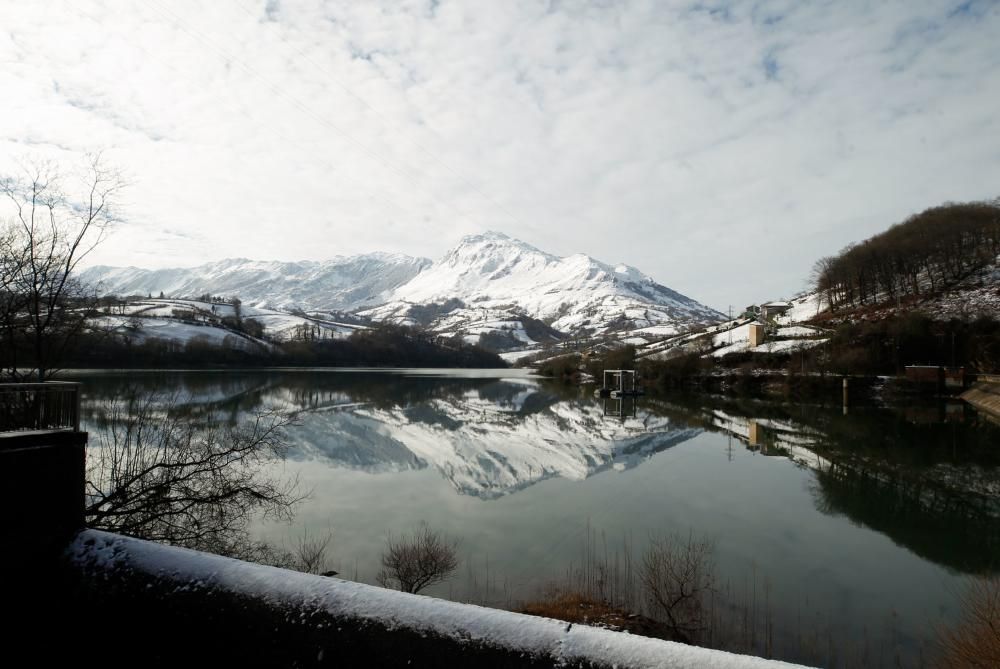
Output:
[72,368,1000,665]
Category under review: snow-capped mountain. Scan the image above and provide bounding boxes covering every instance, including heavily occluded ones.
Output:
[81,232,723,345]
[79,254,431,313]
[363,232,722,341]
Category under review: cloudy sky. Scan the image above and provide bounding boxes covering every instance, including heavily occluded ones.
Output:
[2,0,998,310]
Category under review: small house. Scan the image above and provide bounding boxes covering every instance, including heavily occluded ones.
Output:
[760,301,792,322]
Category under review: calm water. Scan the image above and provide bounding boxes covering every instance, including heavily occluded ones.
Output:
[72,368,1000,665]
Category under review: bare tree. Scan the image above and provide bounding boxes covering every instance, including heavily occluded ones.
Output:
[376,523,459,594]
[0,154,125,380]
[640,532,716,643]
[0,222,29,371]
[293,528,335,575]
[85,390,303,556]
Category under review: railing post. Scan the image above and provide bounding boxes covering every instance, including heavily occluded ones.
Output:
[74,384,81,432]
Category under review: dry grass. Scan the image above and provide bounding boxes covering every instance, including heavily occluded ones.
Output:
[936,576,1000,669]
[518,588,679,641]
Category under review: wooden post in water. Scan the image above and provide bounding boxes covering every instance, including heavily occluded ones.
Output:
[842,376,849,414]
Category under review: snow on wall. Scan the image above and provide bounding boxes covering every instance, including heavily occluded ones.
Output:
[68,530,811,669]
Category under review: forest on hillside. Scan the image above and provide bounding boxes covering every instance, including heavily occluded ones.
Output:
[813,201,1000,310]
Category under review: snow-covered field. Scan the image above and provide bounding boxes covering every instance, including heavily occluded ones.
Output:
[776,326,821,337]
[774,293,825,325]
[93,315,265,350]
[630,296,828,362]
[92,298,366,348]
[709,337,827,358]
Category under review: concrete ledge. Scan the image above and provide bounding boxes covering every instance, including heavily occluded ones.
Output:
[67,530,810,669]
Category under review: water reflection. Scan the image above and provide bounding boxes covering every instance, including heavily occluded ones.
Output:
[602,396,637,420]
[74,370,1000,574]
[273,377,701,499]
[674,396,1000,574]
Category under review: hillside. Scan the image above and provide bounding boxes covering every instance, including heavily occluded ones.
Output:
[80,254,431,313]
[94,297,366,350]
[568,201,1000,383]
[71,297,505,369]
[813,201,1000,319]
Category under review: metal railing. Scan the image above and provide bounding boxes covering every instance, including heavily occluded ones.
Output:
[0,382,81,433]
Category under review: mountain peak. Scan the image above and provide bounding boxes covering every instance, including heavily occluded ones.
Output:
[459,230,511,244]
[447,231,553,264]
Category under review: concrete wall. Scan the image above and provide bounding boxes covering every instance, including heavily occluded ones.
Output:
[0,430,86,571]
[65,530,810,669]
[2,429,88,665]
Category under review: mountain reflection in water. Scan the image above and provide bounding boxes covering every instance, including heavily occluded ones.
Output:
[77,369,1000,577]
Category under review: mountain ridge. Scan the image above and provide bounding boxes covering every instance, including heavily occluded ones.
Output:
[80,254,432,314]
[81,232,724,345]
[363,231,723,340]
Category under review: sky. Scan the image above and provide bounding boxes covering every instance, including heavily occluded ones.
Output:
[1,0,999,311]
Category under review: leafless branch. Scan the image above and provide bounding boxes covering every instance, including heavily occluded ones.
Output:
[85,389,305,555]
[376,523,459,594]
[640,531,716,643]
[1,154,125,379]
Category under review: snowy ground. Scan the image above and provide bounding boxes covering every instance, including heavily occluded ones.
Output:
[630,298,827,362]
[92,315,266,350]
[774,293,825,325]
[776,326,821,337]
[499,349,543,364]
[709,338,828,358]
[96,298,365,345]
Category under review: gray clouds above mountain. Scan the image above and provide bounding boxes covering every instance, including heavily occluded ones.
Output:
[2,1,999,309]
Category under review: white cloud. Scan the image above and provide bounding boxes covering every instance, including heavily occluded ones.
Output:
[1,0,998,309]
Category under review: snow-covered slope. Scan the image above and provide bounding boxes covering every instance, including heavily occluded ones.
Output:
[81,232,722,344]
[108,298,365,341]
[634,291,829,361]
[80,254,431,313]
[362,232,722,339]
